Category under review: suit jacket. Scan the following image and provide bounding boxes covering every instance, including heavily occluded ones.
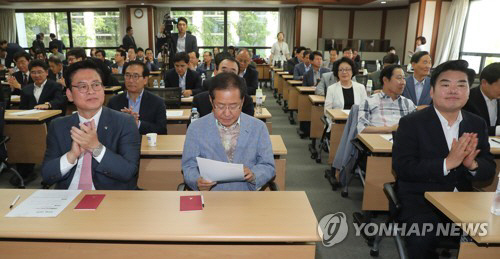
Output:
[48,66,68,81]
[303,67,331,86]
[322,60,335,71]
[145,59,159,72]
[20,80,65,110]
[286,57,299,75]
[49,39,65,53]
[402,75,432,106]
[12,71,34,95]
[171,33,198,54]
[293,62,311,80]
[107,90,167,135]
[5,43,25,68]
[242,66,259,95]
[163,68,203,95]
[315,71,337,96]
[324,81,367,111]
[182,113,275,191]
[122,35,136,50]
[41,107,141,190]
[193,91,254,118]
[463,86,500,136]
[393,107,495,220]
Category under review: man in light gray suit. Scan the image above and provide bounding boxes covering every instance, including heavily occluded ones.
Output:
[182,72,275,191]
[303,51,331,86]
[322,49,338,71]
[315,71,336,96]
[402,51,432,106]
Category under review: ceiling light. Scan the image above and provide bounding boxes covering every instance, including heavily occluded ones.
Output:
[381,1,387,3]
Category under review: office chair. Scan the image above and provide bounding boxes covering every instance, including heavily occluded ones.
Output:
[146,87,182,109]
[0,100,25,188]
[177,174,280,191]
[111,73,125,87]
[1,85,11,109]
[355,75,368,86]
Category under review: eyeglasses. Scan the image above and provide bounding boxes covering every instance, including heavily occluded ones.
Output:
[72,82,103,93]
[30,70,46,75]
[213,103,242,112]
[339,68,352,73]
[124,73,143,81]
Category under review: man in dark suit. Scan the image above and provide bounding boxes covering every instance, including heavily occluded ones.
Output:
[393,60,496,259]
[41,60,141,190]
[20,59,65,110]
[171,17,198,55]
[194,54,254,117]
[463,62,500,136]
[163,52,202,97]
[144,48,159,72]
[108,61,167,135]
[293,50,312,80]
[236,48,259,95]
[403,51,432,106]
[286,46,305,75]
[49,33,65,54]
[8,52,33,95]
[122,26,136,51]
[48,56,67,87]
[0,40,25,68]
[95,49,113,70]
[303,51,331,86]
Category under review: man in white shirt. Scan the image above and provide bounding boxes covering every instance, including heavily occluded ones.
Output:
[41,60,141,190]
[172,17,198,55]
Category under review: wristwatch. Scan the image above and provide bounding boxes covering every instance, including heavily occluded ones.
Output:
[92,143,104,157]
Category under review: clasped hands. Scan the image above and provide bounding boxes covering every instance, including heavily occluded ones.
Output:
[446,133,480,171]
[197,167,255,191]
[121,107,140,126]
[67,120,100,164]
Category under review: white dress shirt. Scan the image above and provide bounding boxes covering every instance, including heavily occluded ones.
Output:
[33,79,47,103]
[59,107,107,190]
[177,33,186,53]
[413,76,426,104]
[179,72,187,90]
[480,87,500,135]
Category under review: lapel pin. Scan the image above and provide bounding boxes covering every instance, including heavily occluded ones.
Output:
[104,126,108,130]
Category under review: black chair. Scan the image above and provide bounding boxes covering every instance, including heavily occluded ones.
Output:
[355,75,368,86]
[147,87,182,109]
[1,85,11,109]
[0,101,25,188]
[111,73,125,87]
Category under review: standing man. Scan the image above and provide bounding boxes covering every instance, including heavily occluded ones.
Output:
[393,60,495,258]
[403,51,432,106]
[463,62,500,136]
[108,61,167,135]
[122,26,136,51]
[8,52,33,95]
[182,72,275,191]
[163,52,202,97]
[49,33,65,54]
[0,40,25,68]
[303,51,331,86]
[236,48,259,95]
[172,17,198,55]
[41,60,141,190]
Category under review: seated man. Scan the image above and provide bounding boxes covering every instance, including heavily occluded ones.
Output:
[303,51,331,86]
[358,65,416,133]
[197,50,215,76]
[368,53,400,91]
[463,62,500,136]
[48,44,65,62]
[95,49,113,70]
[48,56,67,87]
[188,50,199,71]
[108,61,167,134]
[136,47,145,62]
[111,49,127,74]
[8,51,33,95]
[127,47,137,62]
[393,60,495,258]
[194,55,254,117]
[286,46,305,74]
[144,48,159,72]
[182,72,275,191]
[41,60,141,190]
[163,52,202,97]
[322,49,338,71]
[20,59,65,110]
[293,49,311,80]
[236,48,259,95]
[403,51,432,106]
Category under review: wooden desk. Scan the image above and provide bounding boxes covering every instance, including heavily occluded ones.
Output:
[282,78,300,103]
[10,95,20,104]
[254,108,272,133]
[308,95,325,139]
[256,64,271,80]
[276,72,289,97]
[4,110,62,164]
[476,137,500,191]
[290,86,314,111]
[166,109,191,134]
[0,189,319,258]
[326,109,349,164]
[139,135,288,191]
[425,192,500,258]
[150,71,162,75]
[104,86,122,105]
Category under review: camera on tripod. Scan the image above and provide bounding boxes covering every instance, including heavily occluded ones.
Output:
[163,14,177,35]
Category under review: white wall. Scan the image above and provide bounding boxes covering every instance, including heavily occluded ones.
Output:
[405,2,420,64]
[386,9,409,60]
[353,10,382,39]
[300,8,319,49]
[130,8,150,50]
[422,1,436,53]
[322,10,350,39]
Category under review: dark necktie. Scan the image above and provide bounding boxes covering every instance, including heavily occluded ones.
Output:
[23,74,28,85]
[58,72,62,80]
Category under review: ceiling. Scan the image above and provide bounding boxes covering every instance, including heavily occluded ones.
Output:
[0,0,409,9]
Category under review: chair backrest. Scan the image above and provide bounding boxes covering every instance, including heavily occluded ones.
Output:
[111,74,125,86]
[355,75,368,86]
[148,75,162,87]
[146,87,181,109]
[1,86,11,110]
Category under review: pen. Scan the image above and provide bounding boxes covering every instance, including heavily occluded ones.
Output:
[9,195,20,209]
[491,138,500,144]
[201,195,205,208]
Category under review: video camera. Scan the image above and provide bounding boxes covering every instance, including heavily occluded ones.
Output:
[163,14,177,35]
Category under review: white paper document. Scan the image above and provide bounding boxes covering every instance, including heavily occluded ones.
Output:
[166,110,184,117]
[196,157,245,182]
[489,138,500,149]
[5,190,81,218]
[10,109,45,116]
[380,134,393,143]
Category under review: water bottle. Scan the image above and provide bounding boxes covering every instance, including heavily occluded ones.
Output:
[201,72,206,83]
[366,80,373,96]
[255,87,263,115]
[361,60,365,69]
[160,80,165,88]
[190,108,199,124]
[153,79,159,88]
[491,178,500,216]
[376,60,381,71]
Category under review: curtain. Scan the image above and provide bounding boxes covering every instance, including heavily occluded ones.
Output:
[279,8,295,55]
[0,9,17,43]
[434,0,469,66]
[119,7,128,41]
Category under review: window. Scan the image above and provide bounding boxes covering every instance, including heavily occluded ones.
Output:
[171,11,225,48]
[460,0,500,73]
[15,12,69,48]
[71,11,120,48]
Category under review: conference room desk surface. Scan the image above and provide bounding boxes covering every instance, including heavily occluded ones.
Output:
[139,135,288,191]
[0,189,320,258]
[308,95,325,139]
[283,79,301,102]
[10,95,20,104]
[166,109,192,135]
[326,109,349,164]
[425,192,500,259]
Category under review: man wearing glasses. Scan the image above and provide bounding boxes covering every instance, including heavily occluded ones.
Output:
[107,61,167,134]
[41,60,141,190]
[182,72,275,191]
[235,49,258,95]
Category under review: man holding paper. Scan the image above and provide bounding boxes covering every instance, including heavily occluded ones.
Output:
[182,72,275,191]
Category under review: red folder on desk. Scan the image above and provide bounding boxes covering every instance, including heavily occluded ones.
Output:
[75,194,105,210]
[180,195,203,211]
